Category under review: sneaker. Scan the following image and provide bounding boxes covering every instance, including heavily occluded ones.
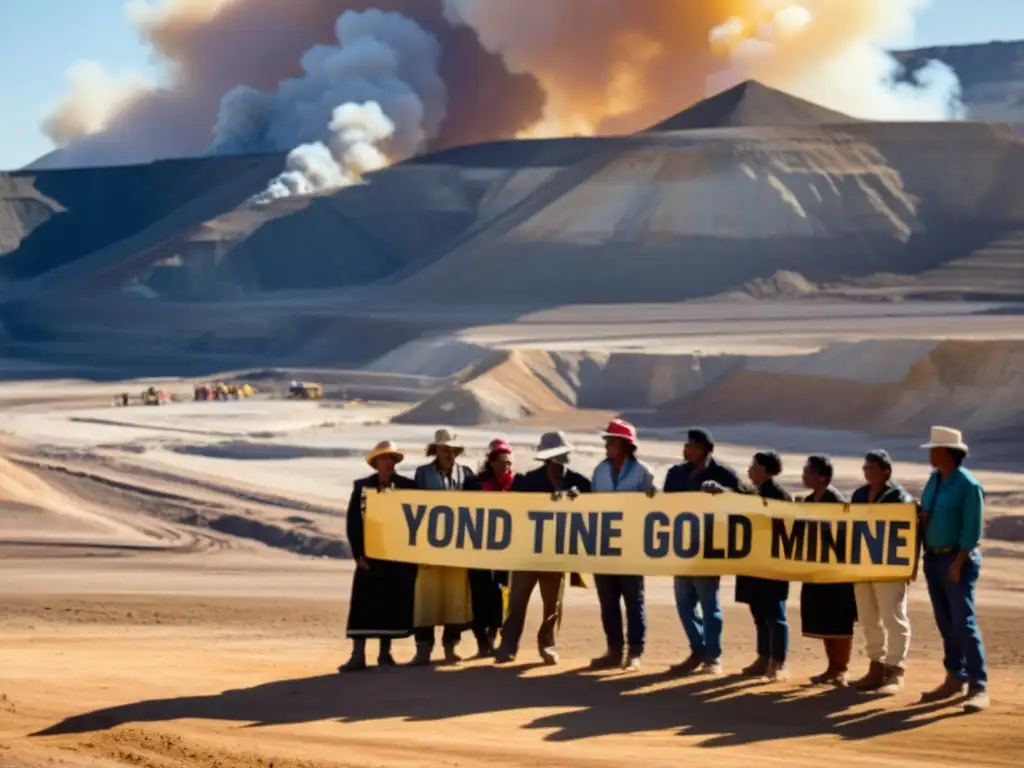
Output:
[700,660,724,677]
[921,674,967,703]
[852,661,887,692]
[742,657,770,677]
[671,653,704,676]
[624,653,642,671]
[767,661,790,682]
[539,647,559,666]
[589,650,623,669]
[963,685,990,713]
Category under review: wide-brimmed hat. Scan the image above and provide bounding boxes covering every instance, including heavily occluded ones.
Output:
[366,440,404,468]
[426,427,464,457]
[600,418,638,446]
[921,426,969,453]
[535,431,574,462]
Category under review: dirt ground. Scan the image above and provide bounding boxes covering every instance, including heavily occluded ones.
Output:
[2,384,1023,767]
[2,562,1023,768]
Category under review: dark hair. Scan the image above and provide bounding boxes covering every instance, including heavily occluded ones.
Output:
[947,448,967,467]
[806,454,834,482]
[753,450,782,476]
[687,428,715,453]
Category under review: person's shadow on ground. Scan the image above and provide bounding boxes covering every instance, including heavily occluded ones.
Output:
[33,663,965,748]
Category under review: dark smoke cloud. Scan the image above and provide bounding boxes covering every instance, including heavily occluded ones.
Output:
[43,0,544,168]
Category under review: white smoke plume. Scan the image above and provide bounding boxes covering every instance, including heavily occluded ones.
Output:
[213,9,445,159]
[253,101,394,204]
[216,8,444,199]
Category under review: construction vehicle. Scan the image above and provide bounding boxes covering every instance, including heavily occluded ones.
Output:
[288,380,323,399]
[141,386,170,406]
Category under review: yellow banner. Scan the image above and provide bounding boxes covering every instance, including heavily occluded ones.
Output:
[363,491,918,583]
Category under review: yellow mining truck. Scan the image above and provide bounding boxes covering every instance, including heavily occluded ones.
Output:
[288,381,323,399]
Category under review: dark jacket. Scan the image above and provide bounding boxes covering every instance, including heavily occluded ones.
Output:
[664,457,748,493]
[851,481,912,505]
[511,465,592,494]
[414,461,476,490]
[346,473,416,560]
[735,478,794,604]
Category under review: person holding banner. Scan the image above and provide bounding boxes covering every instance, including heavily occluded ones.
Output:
[463,438,514,658]
[664,428,745,677]
[850,450,914,694]
[590,419,656,671]
[410,428,477,666]
[735,450,794,682]
[340,441,418,672]
[496,431,592,665]
[917,426,989,713]
[799,454,857,686]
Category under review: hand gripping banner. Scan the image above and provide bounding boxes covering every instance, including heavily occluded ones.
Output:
[363,490,918,583]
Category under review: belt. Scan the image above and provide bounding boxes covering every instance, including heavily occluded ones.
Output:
[925,547,956,555]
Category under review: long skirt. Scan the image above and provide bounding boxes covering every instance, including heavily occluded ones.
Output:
[413,564,473,628]
[800,582,857,639]
[469,569,505,630]
[346,559,416,638]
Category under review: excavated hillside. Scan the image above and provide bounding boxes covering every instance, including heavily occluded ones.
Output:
[3,79,1023,312]
[385,339,1024,462]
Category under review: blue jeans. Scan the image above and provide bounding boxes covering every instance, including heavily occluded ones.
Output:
[750,599,788,662]
[924,550,987,687]
[594,574,646,654]
[674,576,723,661]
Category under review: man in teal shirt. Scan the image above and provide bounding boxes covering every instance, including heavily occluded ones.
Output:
[918,426,988,713]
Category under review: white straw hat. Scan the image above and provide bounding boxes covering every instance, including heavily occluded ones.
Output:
[921,426,969,452]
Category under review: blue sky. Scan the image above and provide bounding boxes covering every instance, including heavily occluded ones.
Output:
[1,0,1022,170]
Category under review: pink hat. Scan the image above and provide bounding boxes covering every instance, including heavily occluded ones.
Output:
[488,438,513,457]
[600,418,637,446]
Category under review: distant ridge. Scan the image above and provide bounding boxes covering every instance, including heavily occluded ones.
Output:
[647,80,857,132]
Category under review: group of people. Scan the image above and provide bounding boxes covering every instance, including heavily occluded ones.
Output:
[343,420,990,714]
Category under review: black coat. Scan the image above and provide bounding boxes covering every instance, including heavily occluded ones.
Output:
[663,457,746,493]
[735,478,793,604]
[345,472,417,638]
[511,465,592,494]
[346,473,417,560]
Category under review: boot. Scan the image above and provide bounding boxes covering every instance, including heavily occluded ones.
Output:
[921,674,967,702]
[963,684,990,713]
[878,665,905,694]
[670,652,704,676]
[408,643,432,667]
[339,640,367,673]
[742,656,771,677]
[443,642,462,664]
[589,648,623,670]
[493,646,517,664]
[853,660,887,692]
[377,639,396,667]
[475,634,495,659]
